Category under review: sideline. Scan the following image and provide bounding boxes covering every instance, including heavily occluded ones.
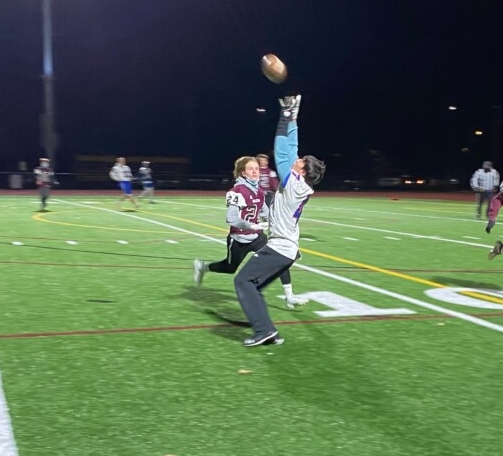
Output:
[0,372,19,456]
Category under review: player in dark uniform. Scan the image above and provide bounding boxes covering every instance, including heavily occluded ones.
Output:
[138,160,155,203]
[193,156,308,308]
[33,158,54,211]
[256,153,279,207]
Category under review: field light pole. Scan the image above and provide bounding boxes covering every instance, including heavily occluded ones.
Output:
[40,0,58,169]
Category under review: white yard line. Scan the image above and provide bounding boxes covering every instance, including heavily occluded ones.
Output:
[302,217,492,249]
[294,264,503,333]
[160,200,493,250]
[56,199,503,333]
[0,372,19,456]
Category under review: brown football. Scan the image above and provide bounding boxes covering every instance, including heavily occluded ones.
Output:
[261,54,287,84]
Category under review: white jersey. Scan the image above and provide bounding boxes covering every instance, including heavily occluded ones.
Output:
[109,164,133,182]
[268,170,314,260]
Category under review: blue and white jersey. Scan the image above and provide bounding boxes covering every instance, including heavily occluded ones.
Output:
[268,120,314,260]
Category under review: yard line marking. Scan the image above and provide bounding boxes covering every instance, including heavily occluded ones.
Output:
[0,372,19,456]
[146,212,503,307]
[300,246,503,306]
[295,261,503,333]
[343,237,359,241]
[303,217,492,249]
[463,236,480,240]
[11,242,23,246]
[165,240,179,244]
[160,200,493,250]
[384,237,401,240]
[65,240,78,245]
[117,240,129,244]
[56,199,503,332]
[163,199,479,223]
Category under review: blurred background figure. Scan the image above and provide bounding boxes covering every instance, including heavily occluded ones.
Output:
[33,158,54,211]
[256,153,279,207]
[138,160,155,203]
[109,157,139,210]
[470,161,500,219]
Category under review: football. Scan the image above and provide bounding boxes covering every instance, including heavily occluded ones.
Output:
[261,54,287,84]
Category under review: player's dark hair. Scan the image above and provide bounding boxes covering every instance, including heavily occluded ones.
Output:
[303,155,326,187]
[233,156,258,179]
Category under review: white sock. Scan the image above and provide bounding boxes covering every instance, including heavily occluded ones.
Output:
[283,283,293,299]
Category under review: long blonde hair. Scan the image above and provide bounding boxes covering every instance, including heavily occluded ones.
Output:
[233,156,258,179]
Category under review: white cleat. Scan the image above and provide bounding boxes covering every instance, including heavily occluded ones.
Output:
[286,295,309,310]
[193,259,205,286]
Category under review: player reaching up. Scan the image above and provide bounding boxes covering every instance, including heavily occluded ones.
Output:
[234,95,326,346]
[194,155,308,308]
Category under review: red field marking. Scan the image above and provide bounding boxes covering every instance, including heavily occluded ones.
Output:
[2,312,503,339]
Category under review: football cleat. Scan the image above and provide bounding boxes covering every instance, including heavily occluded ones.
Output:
[286,295,309,310]
[486,220,495,233]
[243,331,278,347]
[488,241,503,260]
[264,335,285,346]
[193,259,205,285]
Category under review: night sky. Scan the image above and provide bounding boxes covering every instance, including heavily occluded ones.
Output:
[1,0,503,180]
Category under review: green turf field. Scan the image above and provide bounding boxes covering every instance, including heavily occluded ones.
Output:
[1,193,503,456]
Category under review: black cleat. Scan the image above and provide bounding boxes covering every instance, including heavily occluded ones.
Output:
[243,331,278,347]
[488,240,503,260]
[264,335,285,346]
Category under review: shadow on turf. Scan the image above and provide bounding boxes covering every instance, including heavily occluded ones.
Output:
[432,276,502,290]
[180,285,251,342]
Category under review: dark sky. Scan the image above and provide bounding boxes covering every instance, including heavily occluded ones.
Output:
[1,0,503,178]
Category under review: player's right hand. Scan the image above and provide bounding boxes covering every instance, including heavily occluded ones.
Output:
[250,222,269,231]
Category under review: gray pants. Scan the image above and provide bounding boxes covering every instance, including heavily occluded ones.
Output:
[39,186,50,207]
[234,245,294,336]
[475,190,493,217]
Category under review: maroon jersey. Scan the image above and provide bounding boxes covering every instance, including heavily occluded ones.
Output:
[258,166,279,192]
[226,183,265,235]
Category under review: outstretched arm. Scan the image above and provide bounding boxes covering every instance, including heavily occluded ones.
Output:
[274,95,301,185]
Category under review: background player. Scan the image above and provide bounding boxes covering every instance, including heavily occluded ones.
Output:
[138,160,155,203]
[33,157,54,211]
[109,157,139,210]
[470,161,500,219]
[256,153,279,207]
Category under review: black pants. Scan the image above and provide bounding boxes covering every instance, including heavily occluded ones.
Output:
[234,245,294,336]
[265,191,274,208]
[208,233,292,285]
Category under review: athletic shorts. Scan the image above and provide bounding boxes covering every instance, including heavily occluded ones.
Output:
[119,181,133,195]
